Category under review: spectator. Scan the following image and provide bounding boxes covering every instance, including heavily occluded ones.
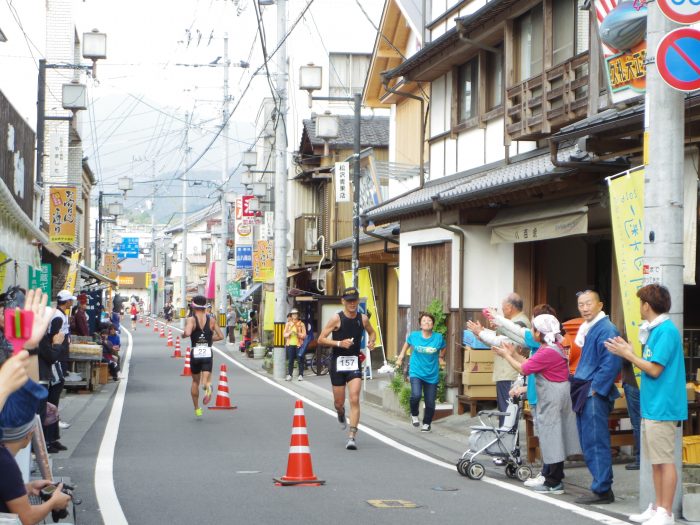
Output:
[72,296,90,337]
[570,290,621,504]
[164,302,174,323]
[605,284,686,525]
[0,377,71,524]
[109,307,121,334]
[99,329,120,381]
[226,306,237,344]
[0,352,30,414]
[493,314,580,494]
[284,309,307,381]
[107,324,121,353]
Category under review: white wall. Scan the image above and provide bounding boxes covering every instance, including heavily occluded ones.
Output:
[398,224,514,310]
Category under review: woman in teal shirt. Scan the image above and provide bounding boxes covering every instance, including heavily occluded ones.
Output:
[396,313,445,432]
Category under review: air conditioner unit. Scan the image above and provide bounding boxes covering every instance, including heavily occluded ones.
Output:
[292,249,301,267]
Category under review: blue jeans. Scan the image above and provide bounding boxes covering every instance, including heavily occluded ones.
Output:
[576,394,614,494]
[409,377,438,425]
[286,345,303,376]
[623,383,641,465]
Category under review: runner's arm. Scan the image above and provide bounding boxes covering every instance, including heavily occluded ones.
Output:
[181,317,194,338]
[317,314,341,347]
[362,314,376,350]
[210,318,224,342]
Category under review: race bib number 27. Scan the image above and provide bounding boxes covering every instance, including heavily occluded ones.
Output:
[336,355,358,372]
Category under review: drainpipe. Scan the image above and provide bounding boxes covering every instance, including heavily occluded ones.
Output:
[549,140,630,172]
[381,78,426,188]
[433,200,465,390]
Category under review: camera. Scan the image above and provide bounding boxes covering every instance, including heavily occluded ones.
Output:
[40,482,81,522]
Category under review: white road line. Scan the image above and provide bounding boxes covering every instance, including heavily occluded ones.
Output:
[94,327,132,525]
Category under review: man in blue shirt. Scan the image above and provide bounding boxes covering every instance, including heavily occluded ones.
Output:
[606,284,686,525]
[570,290,621,504]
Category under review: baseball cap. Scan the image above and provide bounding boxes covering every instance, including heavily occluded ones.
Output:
[290,308,299,314]
[57,290,77,302]
[341,287,360,301]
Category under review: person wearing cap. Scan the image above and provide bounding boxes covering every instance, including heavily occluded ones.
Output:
[36,290,74,454]
[284,308,307,381]
[182,295,224,417]
[493,314,580,495]
[71,295,90,337]
[0,378,71,523]
[317,286,376,450]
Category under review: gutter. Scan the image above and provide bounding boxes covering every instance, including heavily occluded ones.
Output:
[362,223,399,254]
[381,78,426,188]
[549,141,630,172]
[433,199,465,389]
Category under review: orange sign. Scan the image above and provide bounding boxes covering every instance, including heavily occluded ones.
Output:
[49,186,77,243]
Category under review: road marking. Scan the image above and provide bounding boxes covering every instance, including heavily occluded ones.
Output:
[176,323,627,524]
[367,499,418,509]
[94,327,132,525]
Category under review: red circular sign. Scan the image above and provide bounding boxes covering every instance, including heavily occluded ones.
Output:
[656,27,700,92]
[658,0,700,25]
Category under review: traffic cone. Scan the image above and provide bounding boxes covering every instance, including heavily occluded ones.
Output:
[145,317,150,328]
[167,329,173,347]
[273,400,324,486]
[180,348,191,376]
[208,364,237,410]
[153,320,159,332]
[171,337,183,358]
[139,316,143,324]
[160,325,165,338]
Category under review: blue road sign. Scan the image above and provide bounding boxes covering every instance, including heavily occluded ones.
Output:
[657,27,700,92]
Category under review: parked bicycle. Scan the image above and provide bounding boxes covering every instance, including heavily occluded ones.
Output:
[304,346,332,375]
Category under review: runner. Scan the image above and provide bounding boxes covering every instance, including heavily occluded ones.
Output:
[181,295,224,417]
[317,287,376,450]
[129,303,138,331]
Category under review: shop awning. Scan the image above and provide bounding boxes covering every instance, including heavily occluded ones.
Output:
[235,282,262,303]
[79,263,118,287]
[487,196,591,244]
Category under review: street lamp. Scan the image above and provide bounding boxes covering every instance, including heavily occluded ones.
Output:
[36,29,107,187]
[95,176,130,268]
[242,150,258,169]
[299,64,362,288]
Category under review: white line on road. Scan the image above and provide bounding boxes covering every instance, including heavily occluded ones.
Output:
[94,327,132,525]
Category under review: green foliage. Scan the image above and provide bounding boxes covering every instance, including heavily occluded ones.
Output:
[398,383,412,415]
[426,299,448,337]
[389,370,404,394]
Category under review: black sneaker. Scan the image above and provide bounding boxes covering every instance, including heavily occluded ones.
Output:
[337,410,347,430]
[575,490,614,505]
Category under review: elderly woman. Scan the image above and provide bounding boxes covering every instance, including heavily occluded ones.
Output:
[493,314,579,495]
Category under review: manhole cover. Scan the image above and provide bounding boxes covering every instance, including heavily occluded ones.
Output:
[432,486,459,491]
[367,500,418,509]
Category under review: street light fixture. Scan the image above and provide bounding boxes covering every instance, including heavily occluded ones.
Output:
[118,176,134,194]
[242,150,258,169]
[299,64,362,288]
[61,81,87,110]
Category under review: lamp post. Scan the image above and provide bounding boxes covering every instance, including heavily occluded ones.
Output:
[36,29,106,187]
[299,64,362,288]
[95,176,131,269]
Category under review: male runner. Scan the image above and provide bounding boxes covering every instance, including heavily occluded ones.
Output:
[181,295,224,417]
[317,287,376,450]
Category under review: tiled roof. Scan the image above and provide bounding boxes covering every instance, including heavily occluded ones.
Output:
[302,115,389,149]
[364,146,627,224]
[552,103,644,141]
[331,222,399,249]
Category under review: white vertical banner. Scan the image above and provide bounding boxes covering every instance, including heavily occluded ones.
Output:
[335,162,350,202]
[261,211,274,241]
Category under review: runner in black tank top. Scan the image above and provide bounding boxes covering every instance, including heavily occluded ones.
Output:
[318,287,377,450]
[181,295,224,417]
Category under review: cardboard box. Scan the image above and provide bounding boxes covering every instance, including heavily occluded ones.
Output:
[462,371,494,386]
[463,346,494,363]
[464,361,494,373]
[463,385,497,397]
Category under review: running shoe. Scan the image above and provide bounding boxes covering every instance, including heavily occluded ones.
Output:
[534,483,564,495]
[629,503,656,523]
[337,410,347,430]
[420,424,431,432]
[58,421,71,430]
[346,438,357,450]
[203,384,212,405]
[524,473,546,487]
[195,408,203,417]
[411,416,420,427]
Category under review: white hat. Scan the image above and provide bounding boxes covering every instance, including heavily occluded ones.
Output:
[532,314,562,345]
[57,290,77,302]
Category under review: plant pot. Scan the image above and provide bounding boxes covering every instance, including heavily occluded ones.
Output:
[253,345,266,359]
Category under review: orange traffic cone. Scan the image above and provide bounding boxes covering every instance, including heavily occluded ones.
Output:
[153,320,159,332]
[145,317,150,328]
[274,400,324,486]
[160,325,165,338]
[208,364,237,410]
[171,337,183,358]
[139,316,143,324]
[180,348,191,376]
[167,329,173,347]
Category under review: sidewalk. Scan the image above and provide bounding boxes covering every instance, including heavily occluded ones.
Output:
[225,345,645,522]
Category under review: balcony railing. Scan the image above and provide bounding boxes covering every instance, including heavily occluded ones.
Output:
[505,51,589,142]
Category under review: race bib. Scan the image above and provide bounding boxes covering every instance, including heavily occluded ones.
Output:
[192,345,212,359]
[336,355,358,372]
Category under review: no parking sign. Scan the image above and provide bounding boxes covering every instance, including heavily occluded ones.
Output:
[658,0,700,25]
[656,27,700,92]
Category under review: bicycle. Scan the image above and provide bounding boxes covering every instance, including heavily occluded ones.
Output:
[305,346,332,375]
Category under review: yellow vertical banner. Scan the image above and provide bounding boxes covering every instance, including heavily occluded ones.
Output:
[64,251,80,293]
[49,186,78,243]
[608,167,645,362]
[253,240,274,282]
[264,290,275,331]
[0,252,7,291]
[342,267,384,350]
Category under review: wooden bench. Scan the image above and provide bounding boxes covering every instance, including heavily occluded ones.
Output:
[456,395,497,417]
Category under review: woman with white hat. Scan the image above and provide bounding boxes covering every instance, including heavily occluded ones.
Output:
[284,308,306,381]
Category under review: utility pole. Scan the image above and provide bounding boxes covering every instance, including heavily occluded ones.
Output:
[150,159,157,315]
[352,92,361,289]
[181,112,190,329]
[641,2,684,514]
[272,0,288,379]
[218,33,230,315]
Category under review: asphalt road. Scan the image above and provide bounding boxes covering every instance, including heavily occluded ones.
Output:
[67,324,630,525]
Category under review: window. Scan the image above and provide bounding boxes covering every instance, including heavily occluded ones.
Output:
[553,0,575,65]
[486,46,503,109]
[458,57,478,122]
[329,53,371,97]
[515,5,543,82]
